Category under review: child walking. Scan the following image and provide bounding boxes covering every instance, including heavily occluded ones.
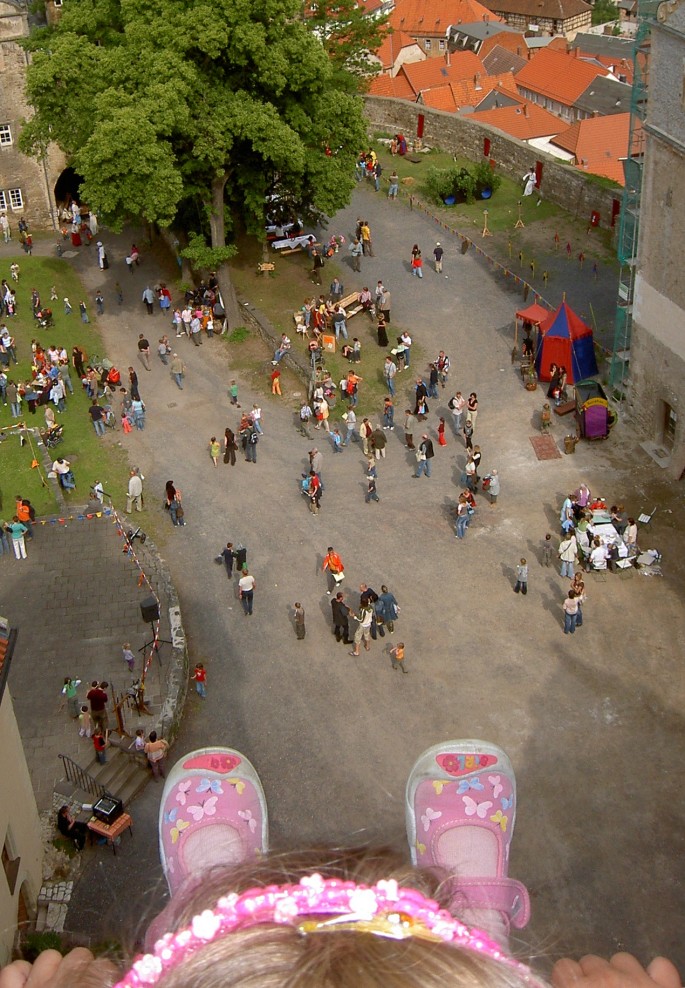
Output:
[122,642,135,672]
[191,663,207,698]
[93,728,107,763]
[229,381,240,407]
[78,705,92,738]
[438,417,447,446]
[389,641,408,673]
[513,558,528,595]
[365,474,380,503]
[542,533,553,566]
[210,436,220,466]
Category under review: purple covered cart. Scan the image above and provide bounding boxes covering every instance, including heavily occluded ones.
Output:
[575,379,609,439]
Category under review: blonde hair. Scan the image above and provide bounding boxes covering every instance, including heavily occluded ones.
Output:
[140,849,540,988]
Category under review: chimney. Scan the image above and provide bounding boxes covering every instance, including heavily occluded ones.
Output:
[523,103,528,116]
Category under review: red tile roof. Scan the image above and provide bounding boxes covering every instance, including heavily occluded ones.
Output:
[470,100,564,138]
[420,71,519,111]
[375,30,424,71]
[367,72,417,98]
[515,48,609,107]
[390,0,500,37]
[399,51,485,95]
[550,112,636,184]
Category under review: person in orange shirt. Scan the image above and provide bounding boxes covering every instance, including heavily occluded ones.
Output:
[322,546,345,595]
[15,495,34,540]
[346,370,363,407]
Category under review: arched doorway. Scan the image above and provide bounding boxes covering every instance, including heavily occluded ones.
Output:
[54,167,84,208]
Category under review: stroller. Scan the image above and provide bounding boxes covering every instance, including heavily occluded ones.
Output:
[41,424,64,449]
[35,307,55,329]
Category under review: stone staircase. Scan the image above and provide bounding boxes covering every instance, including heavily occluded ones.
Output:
[54,743,151,810]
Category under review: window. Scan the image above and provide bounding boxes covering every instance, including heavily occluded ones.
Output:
[0,191,6,211]
[424,38,431,49]
[439,39,446,49]
[0,125,11,146]
[8,189,23,210]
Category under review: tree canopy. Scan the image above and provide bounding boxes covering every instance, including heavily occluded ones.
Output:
[21,0,368,321]
[305,0,389,88]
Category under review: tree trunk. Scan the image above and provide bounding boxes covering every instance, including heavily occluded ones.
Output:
[209,173,242,328]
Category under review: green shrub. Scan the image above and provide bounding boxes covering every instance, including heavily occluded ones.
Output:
[472,161,502,196]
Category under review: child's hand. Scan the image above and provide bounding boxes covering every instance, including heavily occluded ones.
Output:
[552,953,681,988]
[0,948,119,988]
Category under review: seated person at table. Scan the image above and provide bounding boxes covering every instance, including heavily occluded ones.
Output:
[589,538,609,570]
[589,496,607,512]
[610,504,627,536]
[57,804,89,851]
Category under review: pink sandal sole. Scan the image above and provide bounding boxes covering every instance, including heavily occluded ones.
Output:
[406,740,530,930]
[159,747,268,895]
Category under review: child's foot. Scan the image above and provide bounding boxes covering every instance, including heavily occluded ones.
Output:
[405,739,530,948]
[158,747,267,897]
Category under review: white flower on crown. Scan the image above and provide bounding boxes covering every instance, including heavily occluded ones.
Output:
[191,911,222,941]
[217,893,239,911]
[348,889,379,918]
[300,874,326,895]
[273,897,300,923]
[132,955,163,985]
[376,880,399,901]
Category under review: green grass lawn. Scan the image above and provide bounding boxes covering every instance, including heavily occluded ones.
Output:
[0,255,130,517]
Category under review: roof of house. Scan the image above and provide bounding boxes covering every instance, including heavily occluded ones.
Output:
[398,50,485,95]
[482,41,528,74]
[569,32,635,58]
[375,29,424,71]
[481,0,591,19]
[514,48,609,107]
[550,112,636,184]
[470,100,564,138]
[448,20,520,41]
[389,0,499,37]
[367,72,417,98]
[574,75,633,116]
[419,71,519,111]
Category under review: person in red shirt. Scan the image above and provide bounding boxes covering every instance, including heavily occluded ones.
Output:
[93,728,107,764]
[271,368,281,396]
[191,663,207,698]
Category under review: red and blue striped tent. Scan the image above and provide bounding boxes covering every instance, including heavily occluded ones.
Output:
[535,301,598,384]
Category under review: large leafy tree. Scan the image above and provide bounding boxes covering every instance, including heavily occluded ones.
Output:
[21,0,368,323]
[305,0,389,88]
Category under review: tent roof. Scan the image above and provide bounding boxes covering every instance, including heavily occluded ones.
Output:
[539,301,593,339]
[516,303,550,325]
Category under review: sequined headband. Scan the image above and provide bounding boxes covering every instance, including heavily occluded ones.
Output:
[114,874,535,988]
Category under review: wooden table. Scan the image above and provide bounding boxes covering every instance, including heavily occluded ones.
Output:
[87,813,133,855]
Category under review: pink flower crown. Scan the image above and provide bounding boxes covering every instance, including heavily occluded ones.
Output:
[114,874,537,988]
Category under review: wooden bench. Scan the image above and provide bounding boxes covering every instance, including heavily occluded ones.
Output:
[257,262,275,276]
[339,292,364,319]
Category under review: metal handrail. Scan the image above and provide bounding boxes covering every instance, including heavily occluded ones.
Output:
[58,753,107,800]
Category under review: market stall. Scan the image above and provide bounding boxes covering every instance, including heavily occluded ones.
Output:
[575,378,610,439]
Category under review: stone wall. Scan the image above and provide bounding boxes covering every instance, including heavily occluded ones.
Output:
[0,42,65,230]
[364,95,622,233]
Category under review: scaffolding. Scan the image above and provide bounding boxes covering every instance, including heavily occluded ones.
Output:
[609,0,661,396]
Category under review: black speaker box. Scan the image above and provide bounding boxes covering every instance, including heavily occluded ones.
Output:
[140,596,160,623]
[93,795,124,824]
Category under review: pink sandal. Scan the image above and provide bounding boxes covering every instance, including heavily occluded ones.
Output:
[405,739,530,938]
[158,747,268,896]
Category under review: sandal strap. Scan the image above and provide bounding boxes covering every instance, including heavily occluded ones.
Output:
[446,878,531,929]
